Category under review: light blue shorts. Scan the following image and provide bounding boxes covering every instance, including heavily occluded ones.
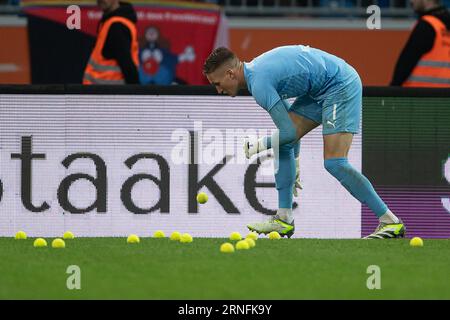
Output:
[289,76,362,135]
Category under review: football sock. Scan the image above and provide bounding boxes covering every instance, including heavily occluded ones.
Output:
[379,209,400,224]
[277,208,294,224]
[324,157,388,218]
[273,138,296,210]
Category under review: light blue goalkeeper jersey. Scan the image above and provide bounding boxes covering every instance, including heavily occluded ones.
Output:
[243,45,360,112]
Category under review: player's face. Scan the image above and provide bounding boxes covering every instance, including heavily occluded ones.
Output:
[206,65,239,97]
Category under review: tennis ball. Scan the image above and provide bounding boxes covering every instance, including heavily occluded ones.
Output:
[220,242,235,253]
[33,238,47,248]
[229,231,242,241]
[410,237,424,247]
[196,192,208,204]
[52,238,66,249]
[180,233,193,243]
[127,234,140,244]
[246,232,258,241]
[235,240,250,250]
[170,231,181,241]
[245,238,256,248]
[153,230,166,238]
[15,231,27,240]
[268,231,281,240]
[63,231,75,240]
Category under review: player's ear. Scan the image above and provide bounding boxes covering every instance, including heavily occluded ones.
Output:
[226,69,235,79]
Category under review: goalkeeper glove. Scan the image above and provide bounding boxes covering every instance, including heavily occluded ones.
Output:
[243,136,267,159]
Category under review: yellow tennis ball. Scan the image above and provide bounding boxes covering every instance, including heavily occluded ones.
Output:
[52,238,65,249]
[153,230,166,238]
[220,242,235,253]
[246,232,258,241]
[229,231,242,241]
[127,234,140,244]
[196,192,208,204]
[268,231,281,240]
[245,238,256,248]
[235,240,250,250]
[410,237,424,247]
[63,231,75,239]
[170,231,181,241]
[33,238,47,248]
[15,231,27,240]
[180,233,193,243]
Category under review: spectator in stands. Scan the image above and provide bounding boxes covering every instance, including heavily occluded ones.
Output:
[83,0,139,84]
[391,0,450,87]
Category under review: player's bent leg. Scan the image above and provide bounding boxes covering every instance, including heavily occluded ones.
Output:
[288,111,320,140]
[247,112,319,238]
[247,142,296,238]
[323,132,353,159]
[288,112,319,196]
[323,133,405,239]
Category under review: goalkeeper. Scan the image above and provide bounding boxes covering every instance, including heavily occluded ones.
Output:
[203,45,405,239]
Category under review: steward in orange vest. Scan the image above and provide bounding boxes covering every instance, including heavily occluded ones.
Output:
[84,1,139,84]
[391,1,450,87]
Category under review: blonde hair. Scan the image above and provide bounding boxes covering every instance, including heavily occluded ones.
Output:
[203,47,238,75]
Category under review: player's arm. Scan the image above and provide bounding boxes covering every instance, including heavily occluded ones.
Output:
[244,99,298,158]
[263,99,298,149]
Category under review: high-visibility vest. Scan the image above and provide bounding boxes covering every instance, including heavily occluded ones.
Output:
[83,16,139,85]
[403,15,450,87]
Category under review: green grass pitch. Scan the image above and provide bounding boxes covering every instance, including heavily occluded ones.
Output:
[1,237,449,299]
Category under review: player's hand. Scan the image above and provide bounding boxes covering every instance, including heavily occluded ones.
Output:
[243,136,259,159]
